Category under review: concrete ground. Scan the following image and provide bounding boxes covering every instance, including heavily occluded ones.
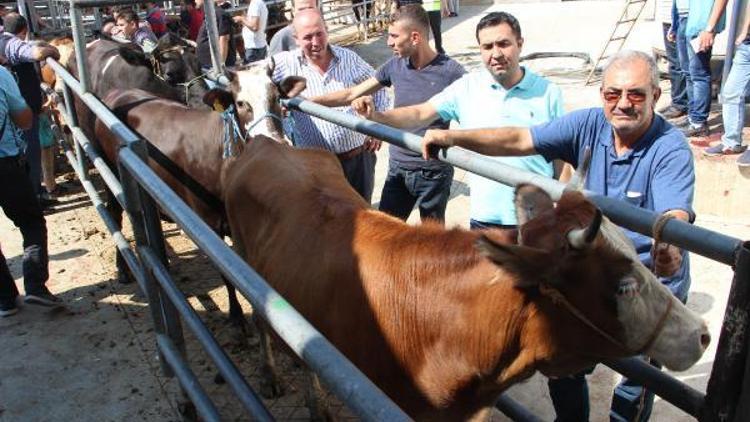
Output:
[2,1,749,421]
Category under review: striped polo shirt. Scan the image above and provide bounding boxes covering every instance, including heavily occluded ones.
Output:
[272,45,388,154]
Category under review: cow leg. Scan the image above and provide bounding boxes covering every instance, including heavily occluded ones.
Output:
[106,190,133,285]
[223,275,247,329]
[305,371,335,422]
[256,318,285,398]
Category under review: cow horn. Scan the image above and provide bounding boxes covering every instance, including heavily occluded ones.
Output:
[567,209,602,249]
[566,147,592,192]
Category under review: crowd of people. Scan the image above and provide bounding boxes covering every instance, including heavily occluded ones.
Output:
[0,0,747,419]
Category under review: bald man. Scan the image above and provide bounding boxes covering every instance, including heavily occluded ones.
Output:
[271,9,388,201]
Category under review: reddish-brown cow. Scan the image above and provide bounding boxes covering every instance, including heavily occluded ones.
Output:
[223,138,709,420]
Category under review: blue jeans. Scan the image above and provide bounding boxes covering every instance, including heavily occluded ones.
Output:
[720,42,750,149]
[682,24,713,125]
[662,22,687,111]
[244,46,267,64]
[675,16,692,112]
[378,164,453,222]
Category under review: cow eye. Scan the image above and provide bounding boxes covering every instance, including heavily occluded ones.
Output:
[617,276,640,297]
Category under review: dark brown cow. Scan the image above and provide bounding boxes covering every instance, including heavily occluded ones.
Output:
[94,64,305,324]
[223,138,710,420]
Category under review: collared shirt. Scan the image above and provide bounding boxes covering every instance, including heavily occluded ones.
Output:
[0,66,30,157]
[272,45,388,153]
[430,67,563,225]
[531,108,695,301]
[0,32,35,65]
[132,26,158,53]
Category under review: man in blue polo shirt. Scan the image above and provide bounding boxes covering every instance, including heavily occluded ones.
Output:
[421,49,692,422]
[311,4,465,222]
[354,11,562,228]
[0,66,62,317]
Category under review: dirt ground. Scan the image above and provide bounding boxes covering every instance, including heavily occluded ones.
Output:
[2,2,750,421]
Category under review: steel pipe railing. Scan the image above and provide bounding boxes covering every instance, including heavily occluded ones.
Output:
[283,97,744,266]
[118,146,410,421]
[156,334,222,422]
[140,246,274,421]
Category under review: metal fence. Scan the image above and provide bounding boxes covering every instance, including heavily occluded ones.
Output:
[39,0,750,420]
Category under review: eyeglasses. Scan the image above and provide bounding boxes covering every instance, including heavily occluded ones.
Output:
[601,89,648,104]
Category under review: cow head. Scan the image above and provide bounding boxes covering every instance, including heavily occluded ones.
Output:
[202,61,306,143]
[153,33,201,85]
[477,184,708,373]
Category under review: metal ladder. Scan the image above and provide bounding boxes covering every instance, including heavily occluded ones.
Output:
[584,0,649,85]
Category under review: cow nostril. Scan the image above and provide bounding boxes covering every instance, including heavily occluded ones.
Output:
[701,332,711,349]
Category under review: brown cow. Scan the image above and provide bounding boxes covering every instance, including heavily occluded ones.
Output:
[223,138,710,420]
[94,63,305,325]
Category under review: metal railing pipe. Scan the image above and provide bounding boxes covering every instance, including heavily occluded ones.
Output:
[140,247,274,421]
[68,1,90,93]
[495,394,545,422]
[118,147,410,422]
[605,357,705,417]
[156,334,222,422]
[202,0,224,77]
[283,98,744,266]
[70,0,167,7]
[702,241,750,422]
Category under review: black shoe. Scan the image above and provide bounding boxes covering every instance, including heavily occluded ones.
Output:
[0,298,19,317]
[38,192,59,208]
[24,288,63,307]
[658,105,687,120]
[682,124,710,138]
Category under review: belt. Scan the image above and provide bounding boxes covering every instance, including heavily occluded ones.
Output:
[336,144,366,161]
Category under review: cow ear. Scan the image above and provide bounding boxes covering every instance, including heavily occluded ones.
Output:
[278,76,306,99]
[118,45,152,70]
[203,88,234,112]
[514,184,554,227]
[476,235,556,288]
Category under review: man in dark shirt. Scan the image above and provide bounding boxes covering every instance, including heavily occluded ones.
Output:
[311,5,465,222]
[195,0,236,71]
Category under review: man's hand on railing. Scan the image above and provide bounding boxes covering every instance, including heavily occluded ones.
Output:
[363,136,381,152]
[421,129,454,160]
[351,95,375,119]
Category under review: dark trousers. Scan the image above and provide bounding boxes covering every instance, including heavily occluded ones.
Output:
[662,22,687,111]
[339,150,376,203]
[244,46,267,64]
[427,10,444,54]
[0,156,49,302]
[469,219,516,230]
[379,164,453,222]
[21,114,41,195]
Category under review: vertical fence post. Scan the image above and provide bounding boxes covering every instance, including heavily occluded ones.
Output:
[69,0,91,93]
[130,139,187,359]
[702,241,750,422]
[117,142,174,376]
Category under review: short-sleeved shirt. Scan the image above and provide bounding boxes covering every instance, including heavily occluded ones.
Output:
[268,24,295,56]
[132,26,158,53]
[197,7,236,68]
[272,45,388,153]
[0,66,29,157]
[531,108,694,300]
[375,54,465,169]
[0,32,35,65]
[430,67,563,225]
[241,0,268,49]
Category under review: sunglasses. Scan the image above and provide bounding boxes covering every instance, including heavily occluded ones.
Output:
[601,89,648,104]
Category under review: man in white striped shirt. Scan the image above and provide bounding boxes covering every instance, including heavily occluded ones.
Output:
[271,9,388,202]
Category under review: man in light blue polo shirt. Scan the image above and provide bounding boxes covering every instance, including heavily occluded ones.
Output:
[421,49,693,422]
[353,11,562,228]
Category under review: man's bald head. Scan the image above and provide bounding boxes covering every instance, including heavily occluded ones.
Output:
[293,9,329,62]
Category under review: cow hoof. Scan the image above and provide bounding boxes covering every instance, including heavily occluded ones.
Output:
[178,400,198,422]
[118,272,133,285]
[214,372,225,385]
[259,379,285,399]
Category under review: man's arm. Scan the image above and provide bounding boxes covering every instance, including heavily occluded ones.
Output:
[10,107,33,130]
[310,77,382,107]
[233,15,260,31]
[420,127,536,159]
[698,0,729,51]
[352,98,439,130]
